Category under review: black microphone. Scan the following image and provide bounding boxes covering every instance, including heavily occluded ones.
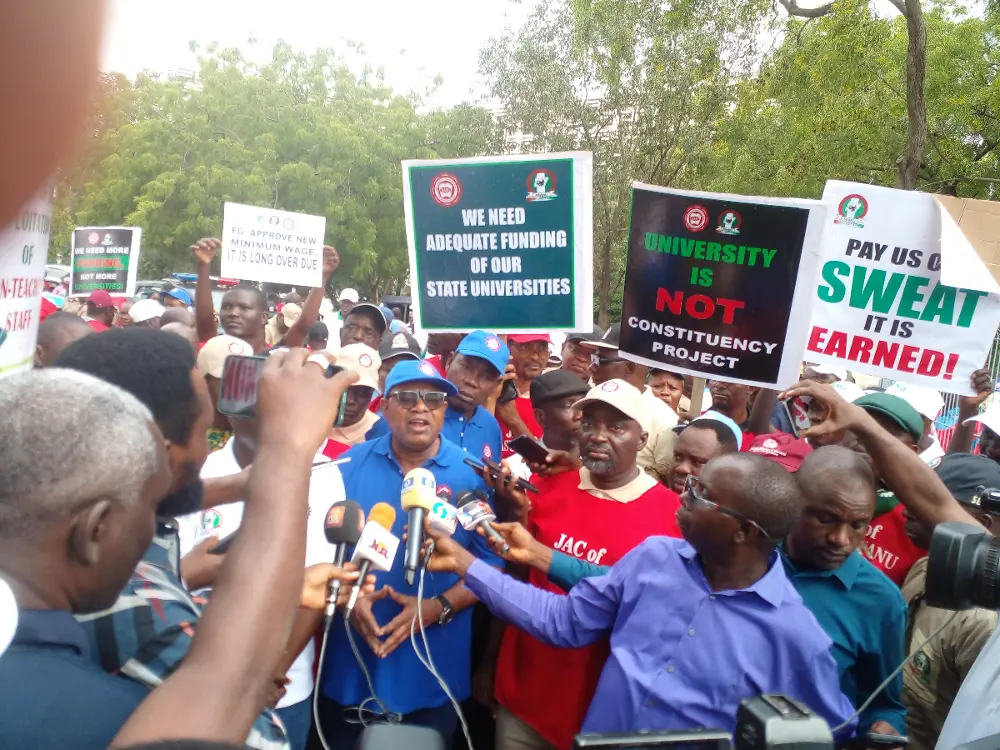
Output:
[323,500,364,625]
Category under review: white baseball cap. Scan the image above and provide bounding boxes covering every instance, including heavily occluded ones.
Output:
[831,380,865,403]
[572,379,650,432]
[965,403,1000,436]
[197,335,255,378]
[129,298,165,323]
[335,343,381,390]
[338,288,360,303]
[886,381,945,422]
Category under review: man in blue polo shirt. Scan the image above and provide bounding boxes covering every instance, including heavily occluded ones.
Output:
[319,359,502,750]
[367,330,506,463]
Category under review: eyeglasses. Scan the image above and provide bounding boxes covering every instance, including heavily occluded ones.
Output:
[682,475,771,539]
[388,390,448,411]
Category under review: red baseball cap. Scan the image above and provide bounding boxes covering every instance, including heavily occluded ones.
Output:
[87,290,114,308]
[508,333,550,344]
[748,433,813,472]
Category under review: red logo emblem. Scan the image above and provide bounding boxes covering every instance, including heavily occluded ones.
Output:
[88,232,99,244]
[359,353,373,368]
[600,381,620,392]
[683,204,709,232]
[419,362,436,376]
[483,445,493,459]
[431,173,462,207]
[486,336,501,352]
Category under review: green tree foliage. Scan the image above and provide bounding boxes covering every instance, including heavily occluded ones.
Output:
[694,0,999,199]
[52,43,503,299]
[479,0,769,325]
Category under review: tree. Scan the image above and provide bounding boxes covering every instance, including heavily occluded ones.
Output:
[694,1,999,199]
[778,0,927,189]
[52,43,503,299]
[480,0,768,326]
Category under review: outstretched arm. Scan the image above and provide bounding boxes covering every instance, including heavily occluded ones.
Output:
[191,238,221,343]
[281,246,338,348]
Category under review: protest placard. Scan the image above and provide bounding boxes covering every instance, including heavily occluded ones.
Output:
[402,153,593,333]
[618,183,826,388]
[807,181,1000,394]
[0,192,51,377]
[221,202,326,288]
[69,226,141,297]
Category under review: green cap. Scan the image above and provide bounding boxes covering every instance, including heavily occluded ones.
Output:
[855,392,924,440]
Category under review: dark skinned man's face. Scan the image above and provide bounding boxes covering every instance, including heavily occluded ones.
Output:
[668,426,726,496]
[220,289,265,339]
[787,483,874,570]
[447,353,502,415]
[676,461,747,560]
[340,310,382,349]
[510,340,548,380]
[593,358,629,386]
[709,380,751,417]
[578,402,646,477]
[560,340,594,381]
[341,385,375,427]
[649,372,684,411]
[537,394,583,446]
[383,381,448,453]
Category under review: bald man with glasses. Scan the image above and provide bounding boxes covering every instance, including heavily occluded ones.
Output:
[422,452,855,740]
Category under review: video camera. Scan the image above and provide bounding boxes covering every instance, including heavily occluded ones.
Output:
[926,513,1000,611]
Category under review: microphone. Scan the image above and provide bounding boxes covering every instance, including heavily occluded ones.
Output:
[345,502,399,616]
[428,499,458,537]
[456,491,509,555]
[322,500,365,625]
[401,468,437,585]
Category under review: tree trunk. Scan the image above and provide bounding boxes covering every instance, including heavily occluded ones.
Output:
[896,0,926,189]
[597,232,613,327]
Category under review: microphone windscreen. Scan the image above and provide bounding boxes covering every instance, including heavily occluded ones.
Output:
[324,500,365,545]
[369,502,397,531]
[454,490,477,506]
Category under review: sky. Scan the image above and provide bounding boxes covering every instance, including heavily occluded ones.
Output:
[100,0,536,108]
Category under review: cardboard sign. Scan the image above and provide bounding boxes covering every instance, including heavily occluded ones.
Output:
[0,191,50,377]
[221,202,325,287]
[69,226,140,297]
[402,152,594,333]
[807,181,1000,394]
[618,183,826,388]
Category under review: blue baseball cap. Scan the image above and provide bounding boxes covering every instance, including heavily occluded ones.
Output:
[165,287,193,306]
[455,330,509,375]
[674,409,743,448]
[384,359,459,397]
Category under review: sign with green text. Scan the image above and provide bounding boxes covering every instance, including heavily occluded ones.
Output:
[69,226,141,297]
[402,153,593,333]
[808,181,1000,394]
[618,184,826,388]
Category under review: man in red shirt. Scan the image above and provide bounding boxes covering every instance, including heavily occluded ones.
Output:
[850,392,926,585]
[497,333,551,457]
[488,378,683,750]
[708,379,756,450]
[84,290,116,331]
[424,332,464,377]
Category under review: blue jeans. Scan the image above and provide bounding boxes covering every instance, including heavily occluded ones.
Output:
[313,696,457,750]
[277,696,313,750]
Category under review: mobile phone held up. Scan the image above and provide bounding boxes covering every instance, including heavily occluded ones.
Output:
[217,353,344,419]
[498,379,519,404]
[509,435,549,464]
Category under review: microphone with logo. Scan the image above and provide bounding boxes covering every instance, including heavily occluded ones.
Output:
[323,500,365,626]
[456,491,509,555]
[345,502,400,616]
[402,468,438,585]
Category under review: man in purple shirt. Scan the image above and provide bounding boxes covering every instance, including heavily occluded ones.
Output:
[426,453,856,739]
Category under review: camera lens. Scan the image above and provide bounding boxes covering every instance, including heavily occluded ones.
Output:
[926,521,1000,610]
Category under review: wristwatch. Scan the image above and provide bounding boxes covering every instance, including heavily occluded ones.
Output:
[435,594,455,626]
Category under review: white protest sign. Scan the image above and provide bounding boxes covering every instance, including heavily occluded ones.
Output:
[221,202,325,287]
[806,181,1000,394]
[0,190,51,377]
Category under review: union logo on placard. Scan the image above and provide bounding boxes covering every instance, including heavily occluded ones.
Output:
[716,210,741,236]
[88,232,100,245]
[683,204,709,233]
[431,173,462,207]
[526,169,557,202]
[834,194,869,228]
[282,218,294,231]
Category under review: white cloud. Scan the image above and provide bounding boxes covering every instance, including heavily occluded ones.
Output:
[100,0,535,107]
